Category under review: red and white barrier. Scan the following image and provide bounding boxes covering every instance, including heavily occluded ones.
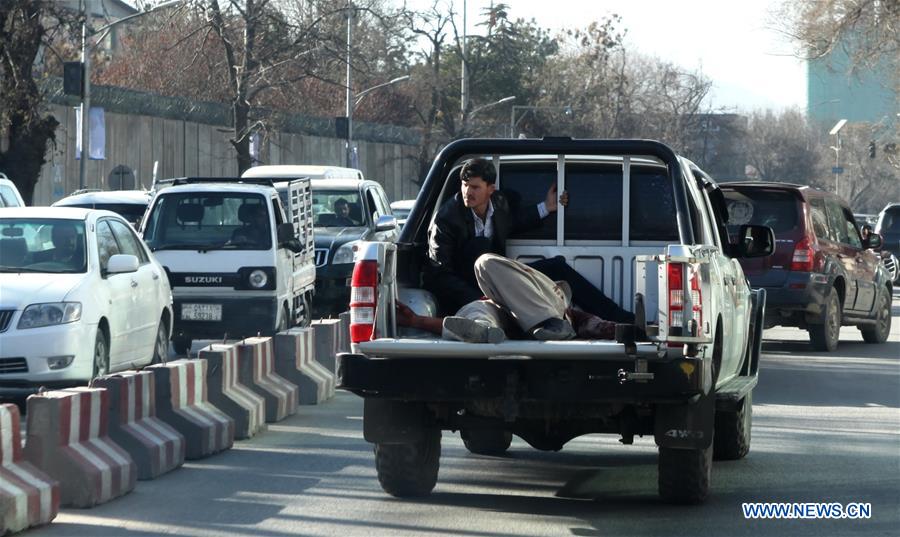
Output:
[91,371,185,480]
[0,404,58,533]
[237,338,298,422]
[148,359,234,460]
[25,388,136,508]
[274,328,335,405]
[199,344,266,439]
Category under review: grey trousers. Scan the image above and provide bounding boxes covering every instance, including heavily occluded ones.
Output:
[472,253,570,331]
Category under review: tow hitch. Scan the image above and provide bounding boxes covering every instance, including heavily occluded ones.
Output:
[618,358,654,384]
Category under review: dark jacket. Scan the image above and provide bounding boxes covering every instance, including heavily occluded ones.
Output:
[425,191,542,313]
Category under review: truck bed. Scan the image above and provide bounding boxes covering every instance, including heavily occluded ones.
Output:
[358,338,665,360]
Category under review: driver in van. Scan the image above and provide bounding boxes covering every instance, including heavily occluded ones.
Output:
[399,253,618,342]
[231,203,270,247]
[425,157,634,337]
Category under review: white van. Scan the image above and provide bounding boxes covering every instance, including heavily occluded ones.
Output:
[140,177,315,354]
[0,173,26,207]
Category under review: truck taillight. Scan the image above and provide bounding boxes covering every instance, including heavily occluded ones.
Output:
[350,260,378,343]
[790,236,815,271]
[668,262,701,331]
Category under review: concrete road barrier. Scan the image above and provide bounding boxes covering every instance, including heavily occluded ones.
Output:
[24,388,135,508]
[147,360,234,460]
[236,338,298,422]
[0,404,58,533]
[338,311,351,354]
[199,344,266,439]
[311,319,340,375]
[90,371,185,480]
[274,328,335,405]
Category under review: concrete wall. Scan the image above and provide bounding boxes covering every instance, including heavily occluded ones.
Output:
[33,82,424,206]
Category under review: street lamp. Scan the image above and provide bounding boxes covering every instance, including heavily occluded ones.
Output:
[470,96,516,118]
[829,118,847,197]
[509,104,573,137]
[344,75,410,167]
[77,0,185,190]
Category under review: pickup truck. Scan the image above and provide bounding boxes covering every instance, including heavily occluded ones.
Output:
[337,138,773,504]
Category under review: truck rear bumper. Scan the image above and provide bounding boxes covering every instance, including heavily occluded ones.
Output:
[337,353,709,403]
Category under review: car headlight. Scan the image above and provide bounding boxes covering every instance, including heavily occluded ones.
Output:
[332,241,359,265]
[17,302,82,329]
[248,269,268,289]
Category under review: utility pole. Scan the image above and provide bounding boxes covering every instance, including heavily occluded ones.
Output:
[345,1,354,168]
[460,0,468,115]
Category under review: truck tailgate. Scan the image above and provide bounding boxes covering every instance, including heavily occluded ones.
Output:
[357,338,665,360]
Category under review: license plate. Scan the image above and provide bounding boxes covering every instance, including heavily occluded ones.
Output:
[181,303,222,321]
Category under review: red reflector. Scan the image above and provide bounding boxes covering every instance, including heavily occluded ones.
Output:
[789,283,806,289]
[350,323,374,342]
[352,260,378,287]
[350,260,379,344]
[790,236,815,272]
[668,263,683,290]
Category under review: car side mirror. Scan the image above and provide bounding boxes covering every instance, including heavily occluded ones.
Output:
[375,214,397,232]
[863,232,882,250]
[106,254,139,274]
[276,222,295,243]
[734,224,774,258]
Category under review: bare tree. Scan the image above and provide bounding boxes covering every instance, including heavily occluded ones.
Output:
[742,109,823,184]
[0,0,79,204]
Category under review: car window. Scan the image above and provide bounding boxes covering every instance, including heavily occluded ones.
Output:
[67,203,147,227]
[272,197,285,226]
[565,163,623,241]
[108,218,149,263]
[879,207,900,234]
[96,220,121,272]
[631,168,678,241]
[825,198,850,244]
[366,189,380,222]
[311,189,364,227]
[841,208,862,248]
[500,162,557,240]
[724,188,799,235]
[809,197,830,241]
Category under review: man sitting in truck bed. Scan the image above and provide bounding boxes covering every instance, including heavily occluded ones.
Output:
[425,158,633,329]
[402,253,618,342]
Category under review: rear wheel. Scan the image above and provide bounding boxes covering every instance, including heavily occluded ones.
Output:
[658,444,712,504]
[374,430,441,497]
[276,305,290,333]
[462,429,512,455]
[809,290,841,352]
[860,288,891,344]
[713,391,752,460]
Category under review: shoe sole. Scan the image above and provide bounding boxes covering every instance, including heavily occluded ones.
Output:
[443,316,506,343]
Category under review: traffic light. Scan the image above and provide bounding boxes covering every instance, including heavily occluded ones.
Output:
[868,140,876,158]
[63,62,83,97]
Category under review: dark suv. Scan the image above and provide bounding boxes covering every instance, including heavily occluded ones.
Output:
[721,183,892,351]
[875,203,900,259]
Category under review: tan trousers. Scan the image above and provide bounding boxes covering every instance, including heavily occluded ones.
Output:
[473,253,570,331]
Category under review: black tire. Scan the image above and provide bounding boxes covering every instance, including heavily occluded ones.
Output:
[172,337,191,357]
[300,292,313,328]
[374,430,441,497]
[462,429,512,455]
[860,288,891,344]
[658,444,712,504]
[276,305,290,333]
[92,328,110,379]
[809,290,841,352]
[151,317,169,364]
[713,391,752,461]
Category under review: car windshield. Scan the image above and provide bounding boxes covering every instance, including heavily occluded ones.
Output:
[393,207,411,221]
[143,192,271,251]
[312,189,364,228]
[66,203,147,227]
[0,218,87,273]
[723,189,799,234]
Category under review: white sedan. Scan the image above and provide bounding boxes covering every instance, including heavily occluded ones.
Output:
[0,207,173,392]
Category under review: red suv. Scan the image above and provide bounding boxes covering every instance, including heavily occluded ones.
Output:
[721,183,892,351]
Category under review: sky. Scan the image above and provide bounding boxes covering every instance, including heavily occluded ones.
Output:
[441,0,808,112]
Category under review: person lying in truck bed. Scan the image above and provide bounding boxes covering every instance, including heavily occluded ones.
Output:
[425,157,634,324]
[399,253,618,342]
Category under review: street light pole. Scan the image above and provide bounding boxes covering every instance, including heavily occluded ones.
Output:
[346,75,410,167]
[829,119,847,198]
[345,1,353,167]
[78,0,185,190]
